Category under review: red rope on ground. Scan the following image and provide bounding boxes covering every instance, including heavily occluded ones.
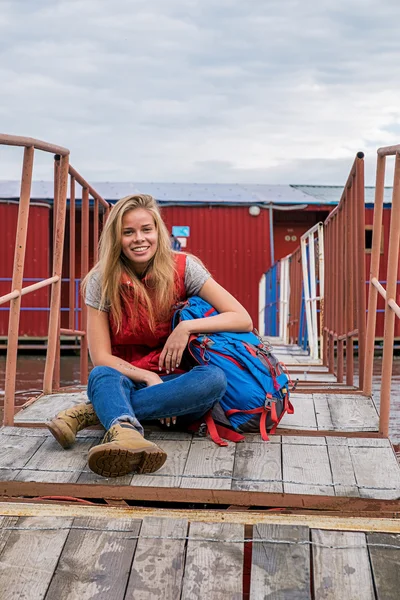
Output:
[33,496,96,505]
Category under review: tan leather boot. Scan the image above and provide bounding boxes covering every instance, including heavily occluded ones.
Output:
[88,423,167,478]
[47,403,100,449]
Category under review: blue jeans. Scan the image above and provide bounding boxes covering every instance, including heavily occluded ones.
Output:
[87,365,227,434]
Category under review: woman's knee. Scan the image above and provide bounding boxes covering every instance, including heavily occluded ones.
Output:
[194,365,227,397]
[88,365,120,390]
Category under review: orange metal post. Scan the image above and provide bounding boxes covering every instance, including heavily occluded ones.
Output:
[93,198,99,264]
[355,160,366,389]
[80,187,89,384]
[379,152,400,436]
[69,175,76,331]
[43,154,69,394]
[346,185,354,386]
[3,146,34,425]
[364,155,386,395]
[337,206,344,383]
[53,157,61,391]
[328,218,335,374]
[323,223,330,368]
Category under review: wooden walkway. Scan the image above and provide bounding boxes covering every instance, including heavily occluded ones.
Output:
[15,387,380,435]
[0,509,399,599]
[1,342,400,598]
[1,426,400,509]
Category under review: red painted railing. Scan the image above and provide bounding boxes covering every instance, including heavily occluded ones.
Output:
[282,152,366,383]
[364,145,400,436]
[323,152,366,387]
[0,135,111,426]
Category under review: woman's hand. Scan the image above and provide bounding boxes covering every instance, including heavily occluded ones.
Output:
[143,372,164,387]
[159,321,191,373]
[160,416,177,427]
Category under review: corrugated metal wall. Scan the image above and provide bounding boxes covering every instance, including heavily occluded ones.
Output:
[365,207,400,339]
[161,205,271,325]
[0,202,50,337]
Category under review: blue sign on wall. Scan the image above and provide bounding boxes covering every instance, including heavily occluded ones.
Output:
[172,226,190,237]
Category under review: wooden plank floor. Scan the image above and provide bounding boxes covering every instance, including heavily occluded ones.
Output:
[14,389,380,433]
[1,427,400,500]
[0,514,399,599]
[266,339,324,366]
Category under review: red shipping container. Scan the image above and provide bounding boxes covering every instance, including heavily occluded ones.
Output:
[161,205,271,326]
[0,201,50,338]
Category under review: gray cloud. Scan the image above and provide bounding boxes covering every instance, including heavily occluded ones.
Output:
[1,0,400,185]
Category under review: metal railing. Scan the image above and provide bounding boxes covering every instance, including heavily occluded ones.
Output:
[278,257,290,343]
[0,134,111,426]
[300,223,324,361]
[323,152,366,386]
[262,152,366,377]
[364,145,400,436]
[287,246,303,346]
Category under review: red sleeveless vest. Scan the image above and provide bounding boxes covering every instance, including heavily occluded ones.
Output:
[109,253,187,374]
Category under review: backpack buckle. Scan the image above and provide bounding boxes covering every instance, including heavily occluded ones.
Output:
[264,393,273,408]
[197,422,208,437]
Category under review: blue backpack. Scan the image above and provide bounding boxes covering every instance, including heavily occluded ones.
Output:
[173,296,294,445]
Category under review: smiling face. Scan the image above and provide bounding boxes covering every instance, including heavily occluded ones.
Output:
[120,208,158,273]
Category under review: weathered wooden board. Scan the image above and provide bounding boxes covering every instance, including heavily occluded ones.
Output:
[312,529,375,600]
[0,426,51,437]
[295,372,337,382]
[10,388,381,435]
[232,440,282,492]
[181,522,243,599]
[0,432,44,470]
[180,440,236,489]
[45,517,141,600]
[14,437,94,484]
[0,516,73,600]
[250,524,311,599]
[279,393,378,432]
[0,516,18,555]
[146,430,193,441]
[367,532,400,600]
[315,394,379,431]
[282,437,334,495]
[77,469,133,486]
[313,393,334,430]
[0,468,20,482]
[326,438,360,497]
[132,440,191,487]
[278,393,317,430]
[126,517,187,599]
[350,443,400,499]
[14,392,88,423]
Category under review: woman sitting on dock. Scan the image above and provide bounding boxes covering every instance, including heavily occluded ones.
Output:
[47,194,252,478]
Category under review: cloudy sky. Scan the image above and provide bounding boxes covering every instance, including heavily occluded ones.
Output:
[1,0,400,185]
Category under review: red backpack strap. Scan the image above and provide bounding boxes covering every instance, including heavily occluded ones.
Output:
[226,406,270,441]
[188,410,245,446]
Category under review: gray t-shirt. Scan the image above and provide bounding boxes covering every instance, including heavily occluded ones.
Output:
[85,255,211,312]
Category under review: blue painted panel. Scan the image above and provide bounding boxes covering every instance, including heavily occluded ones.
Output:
[172,226,190,237]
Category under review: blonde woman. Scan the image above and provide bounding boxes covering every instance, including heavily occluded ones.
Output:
[48,195,252,478]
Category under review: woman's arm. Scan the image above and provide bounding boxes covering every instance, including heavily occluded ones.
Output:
[87,306,162,386]
[189,277,253,333]
[159,278,253,372]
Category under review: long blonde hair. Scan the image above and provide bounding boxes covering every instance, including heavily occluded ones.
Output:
[83,194,177,332]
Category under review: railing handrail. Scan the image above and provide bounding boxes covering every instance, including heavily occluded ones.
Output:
[0,133,69,156]
[68,165,109,209]
[0,276,59,306]
[262,152,366,384]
